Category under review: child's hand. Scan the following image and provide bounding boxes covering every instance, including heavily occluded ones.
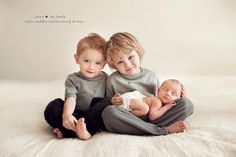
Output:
[63,114,77,132]
[164,102,177,111]
[111,93,123,105]
[166,102,177,107]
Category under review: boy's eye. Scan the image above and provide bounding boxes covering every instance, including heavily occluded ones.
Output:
[96,62,102,65]
[128,55,134,60]
[84,59,89,62]
[117,61,123,64]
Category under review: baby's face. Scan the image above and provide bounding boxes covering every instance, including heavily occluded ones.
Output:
[112,50,141,76]
[158,81,182,104]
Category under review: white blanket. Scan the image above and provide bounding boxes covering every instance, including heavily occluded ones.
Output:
[0,76,236,157]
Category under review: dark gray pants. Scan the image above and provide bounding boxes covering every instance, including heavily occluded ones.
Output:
[102,97,194,135]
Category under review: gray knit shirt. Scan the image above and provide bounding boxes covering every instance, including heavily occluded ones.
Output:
[65,71,107,110]
[106,68,159,98]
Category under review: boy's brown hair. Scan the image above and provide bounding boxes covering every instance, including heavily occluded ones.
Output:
[106,32,144,69]
[76,33,107,59]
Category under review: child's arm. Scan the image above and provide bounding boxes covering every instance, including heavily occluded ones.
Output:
[148,98,176,121]
[62,97,77,132]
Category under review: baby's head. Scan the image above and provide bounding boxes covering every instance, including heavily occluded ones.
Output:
[106,32,144,70]
[74,33,106,78]
[158,79,183,104]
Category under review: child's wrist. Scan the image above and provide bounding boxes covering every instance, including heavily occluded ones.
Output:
[62,113,71,119]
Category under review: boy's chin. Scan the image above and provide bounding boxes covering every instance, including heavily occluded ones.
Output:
[125,70,140,76]
[124,72,136,76]
[83,72,99,78]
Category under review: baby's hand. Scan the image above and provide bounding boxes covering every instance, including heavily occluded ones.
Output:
[63,114,77,132]
[165,102,177,108]
[111,93,123,106]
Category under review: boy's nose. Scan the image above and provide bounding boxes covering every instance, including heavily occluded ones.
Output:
[124,61,131,68]
[89,63,95,69]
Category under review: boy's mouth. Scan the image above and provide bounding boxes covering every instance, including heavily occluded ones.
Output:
[86,70,95,74]
[126,67,135,71]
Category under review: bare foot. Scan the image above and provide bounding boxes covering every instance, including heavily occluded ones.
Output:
[76,118,91,140]
[53,128,63,139]
[166,121,187,134]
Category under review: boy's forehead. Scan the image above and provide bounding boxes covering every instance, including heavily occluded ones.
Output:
[112,49,136,59]
[111,52,126,60]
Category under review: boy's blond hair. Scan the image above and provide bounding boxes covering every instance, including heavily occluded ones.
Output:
[106,32,144,69]
[76,33,107,59]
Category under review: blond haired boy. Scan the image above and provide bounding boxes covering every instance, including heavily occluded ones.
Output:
[102,32,194,135]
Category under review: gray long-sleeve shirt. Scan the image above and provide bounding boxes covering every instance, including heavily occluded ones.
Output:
[106,68,159,98]
[65,71,107,110]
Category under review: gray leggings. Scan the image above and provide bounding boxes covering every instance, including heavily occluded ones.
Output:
[102,97,194,135]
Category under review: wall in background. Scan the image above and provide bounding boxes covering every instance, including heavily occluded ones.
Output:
[0,0,236,80]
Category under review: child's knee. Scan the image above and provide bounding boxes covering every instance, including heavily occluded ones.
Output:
[44,98,64,121]
[102,105,117,119]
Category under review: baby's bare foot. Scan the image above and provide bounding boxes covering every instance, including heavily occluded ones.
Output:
[53,128,63,139]
[167,121,187,134]
[76,118,91,140]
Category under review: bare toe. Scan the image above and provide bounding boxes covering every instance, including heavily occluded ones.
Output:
[57,131,63,139]
[76,118,91,140]
[53,128,63,139]
[53,128,60,133]
[167,121,187,134]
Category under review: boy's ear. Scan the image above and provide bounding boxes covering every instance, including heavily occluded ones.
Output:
[74,53,79,64]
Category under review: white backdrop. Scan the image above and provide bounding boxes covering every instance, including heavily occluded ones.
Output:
[0,0,236,80]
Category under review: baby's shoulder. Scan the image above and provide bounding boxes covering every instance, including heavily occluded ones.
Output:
[145,96,161,104]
